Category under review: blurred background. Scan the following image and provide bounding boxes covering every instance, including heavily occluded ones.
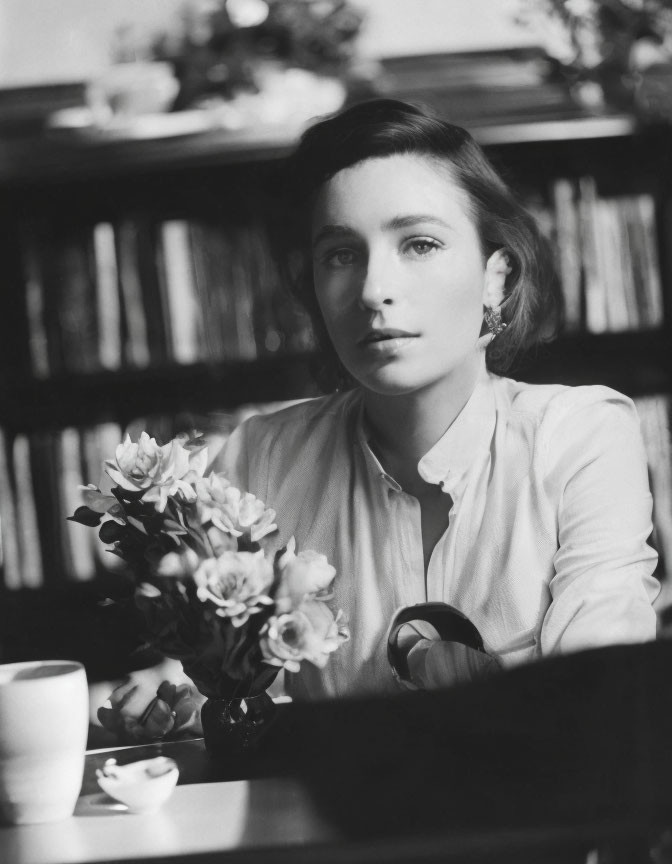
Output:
[0,0,671,697]
[0,0,533,87]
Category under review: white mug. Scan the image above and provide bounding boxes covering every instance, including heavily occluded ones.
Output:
[0,660,88,824]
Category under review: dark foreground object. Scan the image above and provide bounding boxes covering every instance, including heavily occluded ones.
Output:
[83,642,672,862]
[275,642,672,842]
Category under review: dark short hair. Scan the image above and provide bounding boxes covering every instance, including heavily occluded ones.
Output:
[284,98,562,389]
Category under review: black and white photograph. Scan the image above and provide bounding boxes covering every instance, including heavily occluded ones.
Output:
[1,2,672,862]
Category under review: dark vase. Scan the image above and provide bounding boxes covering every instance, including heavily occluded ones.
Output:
[200,692,277,779]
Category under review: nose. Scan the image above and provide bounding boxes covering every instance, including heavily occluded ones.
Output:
[358,249,395,311]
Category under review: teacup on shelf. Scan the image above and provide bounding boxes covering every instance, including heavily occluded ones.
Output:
[96,756,179,813]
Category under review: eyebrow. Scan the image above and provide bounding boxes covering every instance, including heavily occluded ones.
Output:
[383,214,452,231]
[311,224,356,247]
[312,214,451,247]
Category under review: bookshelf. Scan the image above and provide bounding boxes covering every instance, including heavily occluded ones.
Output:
[1,109,671,670]
[1,115,670,416]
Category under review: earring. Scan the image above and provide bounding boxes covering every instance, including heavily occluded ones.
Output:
[483,305,506,338]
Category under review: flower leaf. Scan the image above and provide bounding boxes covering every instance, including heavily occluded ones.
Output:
[248,664,280,697]
[111,485,146,505]
[99,520,127,543]
[68,506,103,527]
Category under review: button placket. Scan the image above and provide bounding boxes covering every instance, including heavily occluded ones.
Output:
[426,483,457,601]
[394,489,425,605]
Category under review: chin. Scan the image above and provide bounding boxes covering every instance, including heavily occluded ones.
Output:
[350,366,437,397]
[347,353,478,398]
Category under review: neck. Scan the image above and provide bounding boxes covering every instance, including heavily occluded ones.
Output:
[362,354,484,491]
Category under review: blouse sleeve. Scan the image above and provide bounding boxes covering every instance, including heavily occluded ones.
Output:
[205,418,253,491]
[539,389,660,655]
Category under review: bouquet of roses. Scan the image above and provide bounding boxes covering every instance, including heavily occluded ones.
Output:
[70,431,349,709]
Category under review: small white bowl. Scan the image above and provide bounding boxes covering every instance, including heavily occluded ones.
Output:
[96,756,179,813]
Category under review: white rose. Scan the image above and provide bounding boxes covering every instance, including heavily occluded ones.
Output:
[156,548,200,578]
[194,550,274,627]
[194,474,277,542]
[260,600,349,673]
[105,432,208,512]
[275,537,336,610]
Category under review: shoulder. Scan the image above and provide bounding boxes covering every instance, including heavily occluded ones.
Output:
[239,389,360,448]
[491,374,643,466]
[492,373,639,433]
[221,390,359,477]
[210,390,360,495]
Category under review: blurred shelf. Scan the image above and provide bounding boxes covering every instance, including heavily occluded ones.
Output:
[0,110,643,187]
[0,120,305,187]
[513,329,672,396]
[0,353,321,433]
[0,330,668,433]
[474,114,637,147]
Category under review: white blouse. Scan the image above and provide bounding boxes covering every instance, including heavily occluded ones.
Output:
[217,363,660,700]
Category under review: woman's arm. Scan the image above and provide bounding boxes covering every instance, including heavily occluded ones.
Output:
[540,391,660,655]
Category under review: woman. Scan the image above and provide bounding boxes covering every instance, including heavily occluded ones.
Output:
[99,98,659,737]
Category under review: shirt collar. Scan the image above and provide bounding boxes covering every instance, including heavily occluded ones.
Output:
[355,396,403,492]
[355,359,496,496]
[417,362,496,495]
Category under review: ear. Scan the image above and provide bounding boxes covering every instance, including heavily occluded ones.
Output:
[482,249,511,309]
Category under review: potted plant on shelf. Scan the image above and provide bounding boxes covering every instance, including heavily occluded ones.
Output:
[150,0,367,125]
[513,0,672,119]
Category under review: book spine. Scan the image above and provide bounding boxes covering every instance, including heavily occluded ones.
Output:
[20,223,51,378]
[243,224,284,356]
[578,177,608,334]
[636,194,664,328]
[58,427,96,582]
[158,220,203,365]
[614,199,640,331]
[188,221,224,362]
[230,226,259,362]
[116,219,151,369]
[52,229,101,374]
[137,218,172,365]
[13,434,43,589]
[0,429,22,590]
[597,199,629,333]
[93,222,123,371]
[551,179,583,332]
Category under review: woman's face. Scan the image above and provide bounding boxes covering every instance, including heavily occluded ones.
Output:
[311,153,489,397]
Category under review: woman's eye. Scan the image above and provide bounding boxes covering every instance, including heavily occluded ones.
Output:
[403,238,441,257]
[322,248,358,268]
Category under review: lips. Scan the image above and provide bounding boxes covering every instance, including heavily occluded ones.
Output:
[358,328,418,346]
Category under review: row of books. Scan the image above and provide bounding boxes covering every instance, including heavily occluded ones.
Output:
[530,179,664,334]
[21,217,316,379]
[21,180,665,380]
[0,402,296,590]
[0,396,671,595]
[0,422,120,590]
